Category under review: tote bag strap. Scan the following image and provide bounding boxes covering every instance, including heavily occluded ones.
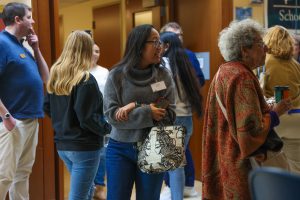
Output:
[215,70,228,121]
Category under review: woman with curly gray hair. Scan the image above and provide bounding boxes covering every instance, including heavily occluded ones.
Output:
[202,19,291,200]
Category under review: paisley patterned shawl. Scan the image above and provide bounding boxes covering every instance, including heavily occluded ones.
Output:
[202,61,271,200]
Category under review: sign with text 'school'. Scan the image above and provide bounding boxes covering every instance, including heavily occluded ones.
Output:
[267,0,300,29]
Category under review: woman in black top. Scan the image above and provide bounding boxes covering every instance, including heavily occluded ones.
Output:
[44,31,111,200]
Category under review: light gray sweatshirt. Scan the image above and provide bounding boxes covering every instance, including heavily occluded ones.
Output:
[103,65,176,142]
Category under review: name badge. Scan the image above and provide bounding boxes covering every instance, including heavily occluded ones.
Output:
[151,81,167,92]
[20,53,26,58]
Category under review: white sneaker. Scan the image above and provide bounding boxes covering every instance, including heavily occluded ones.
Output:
[184,186,199,197]
[160,186,171,200]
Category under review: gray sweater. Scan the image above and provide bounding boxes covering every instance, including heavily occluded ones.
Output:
[103,65,176,142]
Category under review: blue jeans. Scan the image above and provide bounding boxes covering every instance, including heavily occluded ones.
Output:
[184,146,195,187]
[166,116,193,200]
[106,139,164,200]
[58,150,101,200]
[94,147,106,186]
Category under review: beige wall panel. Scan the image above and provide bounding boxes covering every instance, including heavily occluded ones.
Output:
[59,0,119,44]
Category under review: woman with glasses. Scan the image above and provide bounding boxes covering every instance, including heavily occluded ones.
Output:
[263,26,300,173]
[103,24,175,200]
[202,19,291,200]
[160,31,203,200]
[44,31,111,200]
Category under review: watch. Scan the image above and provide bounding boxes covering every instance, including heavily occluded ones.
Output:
[4,113,10,119]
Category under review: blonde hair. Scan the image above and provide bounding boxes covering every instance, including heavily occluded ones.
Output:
[47,31,93,95]
[264,25,294,59]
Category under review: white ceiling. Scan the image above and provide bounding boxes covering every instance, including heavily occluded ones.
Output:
[59,0,89,8]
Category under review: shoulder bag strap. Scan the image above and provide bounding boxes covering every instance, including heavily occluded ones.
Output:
[215,70,228,121]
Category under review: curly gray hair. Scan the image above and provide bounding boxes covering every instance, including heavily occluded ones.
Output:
[218,19,265,61]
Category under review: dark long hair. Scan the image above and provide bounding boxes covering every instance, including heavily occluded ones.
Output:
[160,32,203,117]
[113,24,160,73]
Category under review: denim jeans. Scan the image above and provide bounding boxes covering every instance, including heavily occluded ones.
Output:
[58,150,101,200]
[94,146,106,186]
[184,147,195,187]
[167,116,193,200]
[106,138,164,200]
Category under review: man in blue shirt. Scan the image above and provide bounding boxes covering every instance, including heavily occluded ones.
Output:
[0,3,49,199]
[160,22,204,200]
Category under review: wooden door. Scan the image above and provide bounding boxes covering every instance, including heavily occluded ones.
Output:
[124,0,163,36]
[30,0,60,199]
[93,4,121,69]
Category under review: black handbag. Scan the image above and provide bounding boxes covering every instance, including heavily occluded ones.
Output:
[250,129,283,156]
[249,129,289,171]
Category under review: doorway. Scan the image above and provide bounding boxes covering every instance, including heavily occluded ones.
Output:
[93,4,121,69]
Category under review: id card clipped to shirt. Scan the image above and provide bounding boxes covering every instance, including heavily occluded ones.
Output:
[151,81,166,92]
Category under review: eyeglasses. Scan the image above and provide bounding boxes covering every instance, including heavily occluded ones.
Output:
[145,40,162,48]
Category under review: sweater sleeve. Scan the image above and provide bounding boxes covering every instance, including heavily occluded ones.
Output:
[103,68,176,129]
[103,74,154,129]
[74,77,111,136]
[43,93,51,117]
[269,111,280,129]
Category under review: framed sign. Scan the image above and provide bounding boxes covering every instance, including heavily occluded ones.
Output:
[236,7,253,20]
[195,52,210,80]
[266,0,300,29]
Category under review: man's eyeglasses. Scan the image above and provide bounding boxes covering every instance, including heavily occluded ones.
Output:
[145,40,162,48]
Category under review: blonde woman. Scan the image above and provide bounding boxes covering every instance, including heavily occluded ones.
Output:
[44,31,111,200]
[263,25,300,173]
